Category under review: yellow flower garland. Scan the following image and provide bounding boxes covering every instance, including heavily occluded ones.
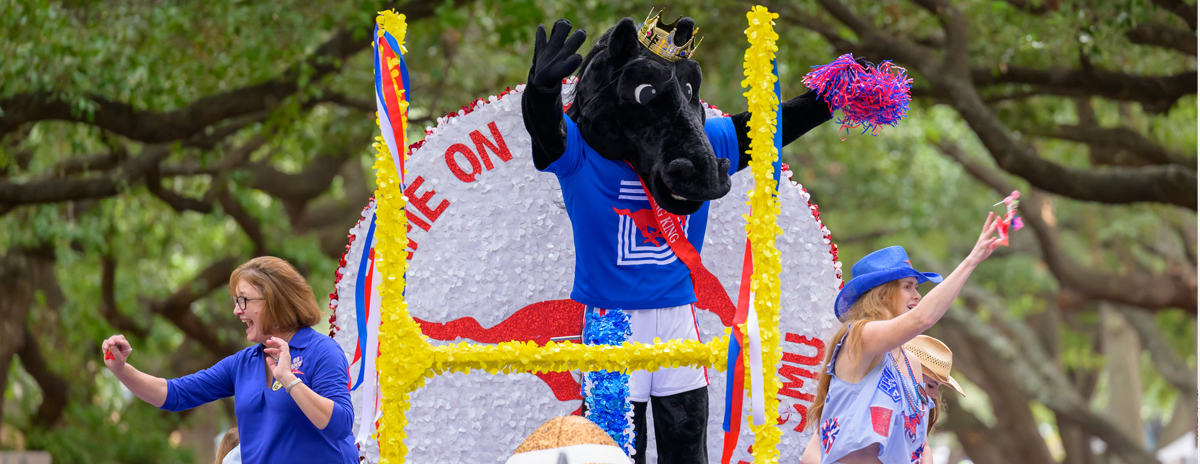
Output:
[431,338,729,376]
[369,6,787,463]
[372,10,419,464]
[742,6,784,463]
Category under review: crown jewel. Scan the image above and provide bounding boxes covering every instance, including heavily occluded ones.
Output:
[637,9,701,62]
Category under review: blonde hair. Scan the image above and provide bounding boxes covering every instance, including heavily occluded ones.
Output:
[806,280,904,430]
[214,427,238,464]
[228,256,322,334]
[927,391,944,434]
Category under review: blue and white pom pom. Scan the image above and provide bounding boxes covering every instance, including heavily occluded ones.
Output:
[583,310,635,456]
[802,54,914,136]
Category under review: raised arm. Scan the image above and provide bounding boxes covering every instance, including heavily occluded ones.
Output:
[729,57,875,171]
[800,431,821,464]
[730,90,832,171]
[102,334,168,408]
[521,19,585,171]
[855,212,1003,359]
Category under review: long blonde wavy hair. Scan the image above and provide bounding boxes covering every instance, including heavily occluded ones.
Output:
[805,280,904,431]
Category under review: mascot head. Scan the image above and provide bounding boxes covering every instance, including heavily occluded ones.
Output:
[568,11,730,216]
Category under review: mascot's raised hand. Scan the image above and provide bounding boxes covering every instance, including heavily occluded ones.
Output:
[523,19,586,171]
[530,19,586,89]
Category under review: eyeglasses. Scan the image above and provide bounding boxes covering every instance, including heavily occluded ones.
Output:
[232,296,266,310]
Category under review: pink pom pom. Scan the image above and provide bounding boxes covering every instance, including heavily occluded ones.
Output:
[802,54,914,137]
[801,54,865,113]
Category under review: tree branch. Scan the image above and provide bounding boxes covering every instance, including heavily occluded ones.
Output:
[980,90,1048,104]
[1112,305,1197,396]
[934,140,1198,311]
[145,164,216,214]
[812,0,1196,209]
[970,67,1196,113]
[159,134,268,177]
[17,325,69,429]
[217,190,267,257]
[777,9,862,57]
[935,121,1196,208]
[321,91,375,113]
[1031,124,1194,168]
[940,305,1160,464]
[99,255,150,338]
[0,0,463,142]
[931,313,1055,464]
[149,257,242,359]
[1126,23,1198,56]
[939,393,1010,464]
[0,145,171,206]
[52,149,126,178]
[907,0,970,73]
[813,0,939,70]
[1151,0,1197,31]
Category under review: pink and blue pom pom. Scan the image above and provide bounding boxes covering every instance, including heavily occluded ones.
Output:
[802,54,914,136]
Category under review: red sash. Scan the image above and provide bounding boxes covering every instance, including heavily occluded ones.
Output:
[624,163,734,311]
[624,163,756,462]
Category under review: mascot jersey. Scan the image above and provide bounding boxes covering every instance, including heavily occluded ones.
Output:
[540,114,738,310]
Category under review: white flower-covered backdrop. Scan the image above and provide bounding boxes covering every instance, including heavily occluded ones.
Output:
[330,82,843,463]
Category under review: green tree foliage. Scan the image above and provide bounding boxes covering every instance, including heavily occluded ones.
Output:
[1,0,1194,462]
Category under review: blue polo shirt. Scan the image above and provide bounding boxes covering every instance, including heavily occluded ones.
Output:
[540,114,739,309]
[160,327,356,464]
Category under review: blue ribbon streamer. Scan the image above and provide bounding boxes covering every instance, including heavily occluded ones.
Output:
[350,214,377,392]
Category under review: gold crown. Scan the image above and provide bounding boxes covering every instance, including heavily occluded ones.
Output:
[637,9,701,62]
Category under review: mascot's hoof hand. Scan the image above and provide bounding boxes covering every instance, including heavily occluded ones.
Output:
[530,19,586,89]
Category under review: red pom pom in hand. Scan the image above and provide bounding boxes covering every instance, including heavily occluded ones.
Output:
[802,54,914,137]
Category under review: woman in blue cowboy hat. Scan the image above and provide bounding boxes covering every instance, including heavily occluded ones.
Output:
[800,212,1003,464]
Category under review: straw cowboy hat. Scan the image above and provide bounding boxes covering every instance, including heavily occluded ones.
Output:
[902,335,965,396]
[506,416,632,464]
[835,246,943,321]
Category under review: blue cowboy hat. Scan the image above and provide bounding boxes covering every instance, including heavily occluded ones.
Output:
[834,246,943,321]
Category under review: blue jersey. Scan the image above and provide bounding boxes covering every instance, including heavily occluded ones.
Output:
[161,327,357,464]
[540,114,739,310]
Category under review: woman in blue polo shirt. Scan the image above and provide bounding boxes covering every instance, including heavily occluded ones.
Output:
[101,256,357,464]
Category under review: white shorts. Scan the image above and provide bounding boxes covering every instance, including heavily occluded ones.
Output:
[587,304,709,402]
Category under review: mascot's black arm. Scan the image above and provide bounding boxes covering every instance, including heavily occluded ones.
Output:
[729,57,872,172]
[523,20,586,171]
[729,89,831,172]
[523,79,569,171]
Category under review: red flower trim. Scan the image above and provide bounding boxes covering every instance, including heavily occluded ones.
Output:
[781,163,843,287]
[328,199,376,337]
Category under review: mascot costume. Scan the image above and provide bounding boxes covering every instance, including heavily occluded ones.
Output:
[520,13,869,464]
[330,8,908,463]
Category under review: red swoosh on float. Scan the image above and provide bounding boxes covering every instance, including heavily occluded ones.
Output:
[413,278,736,404]
[415,299,586,402]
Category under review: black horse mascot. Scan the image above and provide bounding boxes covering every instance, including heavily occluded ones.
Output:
[521,13,866,464]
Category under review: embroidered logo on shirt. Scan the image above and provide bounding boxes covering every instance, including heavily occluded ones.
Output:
[877,367,902,403]
[902,411,922,442]
[911,444,924,463]
[613,180,689,266]
[291,356,304,375]
[820,418,840,454]
[870,406,893,437]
